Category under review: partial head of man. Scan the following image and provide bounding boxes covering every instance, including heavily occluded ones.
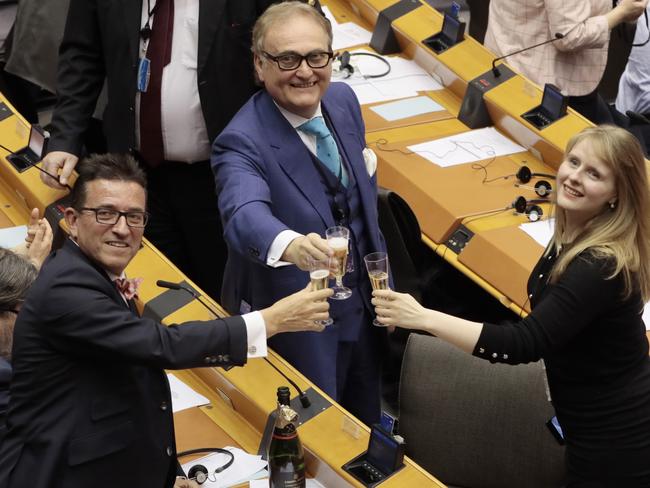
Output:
[253,1,333,119]
[0,248,37,361]
[64,153,147,276]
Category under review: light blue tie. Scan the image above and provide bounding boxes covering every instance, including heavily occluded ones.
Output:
[298,116,348,187]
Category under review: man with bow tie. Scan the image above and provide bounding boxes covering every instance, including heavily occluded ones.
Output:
[212,2,389,427]
[0,153,332,488]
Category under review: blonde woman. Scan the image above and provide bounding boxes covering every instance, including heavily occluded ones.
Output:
[374,126,650,487]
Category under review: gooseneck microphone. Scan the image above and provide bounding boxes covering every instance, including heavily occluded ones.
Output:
[155,280,312,408]
[492,33,564,77]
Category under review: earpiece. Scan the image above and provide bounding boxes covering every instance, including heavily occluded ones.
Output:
[512,196,546,222]
[515,179,553,197]
[178,447,235,484]
[516,166,555,184]
[334,51,391,79]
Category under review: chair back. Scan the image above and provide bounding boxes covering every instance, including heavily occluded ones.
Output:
[399,334,566,488]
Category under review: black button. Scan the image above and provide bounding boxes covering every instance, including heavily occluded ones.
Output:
[160,401,168,411]
[166,446,173,456]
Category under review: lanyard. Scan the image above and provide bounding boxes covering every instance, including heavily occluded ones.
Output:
[140,0,160,41]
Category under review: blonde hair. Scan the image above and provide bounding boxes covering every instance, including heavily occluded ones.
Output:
[252,1,332,56]
[549,125,650,302]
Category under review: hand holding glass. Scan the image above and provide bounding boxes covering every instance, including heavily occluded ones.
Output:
[326,226,352,300]
[308,256,334,326]
[364,252,390,326]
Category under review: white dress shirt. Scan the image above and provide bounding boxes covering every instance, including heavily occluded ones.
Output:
[137,0,210,163]
[265,104,323,268]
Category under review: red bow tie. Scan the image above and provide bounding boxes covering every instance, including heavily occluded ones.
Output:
[113,277,143,301]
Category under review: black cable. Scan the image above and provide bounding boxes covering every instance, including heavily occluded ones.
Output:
[369,137,498,181]
[0,141,72,191]
[336,51,391,79]
[155,280,312,408]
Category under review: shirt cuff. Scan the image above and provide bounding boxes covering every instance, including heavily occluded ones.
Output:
[242,311,268,358]
[267,230,303,268]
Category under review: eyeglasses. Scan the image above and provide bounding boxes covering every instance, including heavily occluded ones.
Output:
[80,207,149,228]
[262,50,334,71]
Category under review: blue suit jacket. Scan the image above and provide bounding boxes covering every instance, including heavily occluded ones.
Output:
[212,82,386,391]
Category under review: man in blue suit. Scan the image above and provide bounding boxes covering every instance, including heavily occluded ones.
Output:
[212,1,387,426]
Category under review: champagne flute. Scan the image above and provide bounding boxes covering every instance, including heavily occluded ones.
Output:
[308,256,334,327]
[364,251,390,326]
[325,226,352,300]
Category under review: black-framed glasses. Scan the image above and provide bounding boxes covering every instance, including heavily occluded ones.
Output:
[79,207,149,228]
[262,50,334,70]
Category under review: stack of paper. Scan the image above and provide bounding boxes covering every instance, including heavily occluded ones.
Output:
[322,6,372,50]
[167,374,210,412]
[406,127,526,167]
[336,49,443,105]
[519,219,555,248]
[181,447,268,487]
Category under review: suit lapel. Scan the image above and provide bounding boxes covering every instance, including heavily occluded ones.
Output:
[124,0,143,64]
[322,92,381,250]
[257,94,335,229]
[198,0,227,76]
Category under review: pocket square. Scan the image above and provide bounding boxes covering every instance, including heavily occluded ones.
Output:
[363,147,377,176]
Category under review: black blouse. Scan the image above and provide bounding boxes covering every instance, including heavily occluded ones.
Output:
[474,248,650,448]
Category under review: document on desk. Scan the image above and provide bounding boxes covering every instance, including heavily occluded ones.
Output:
[0,225,27,248]
[519,219,555,248]
[321,6,372,50]
[337,50,443,105]
[370,96,444,121]
[167,373,209,413]
[406,127,526,167]
[181,447,267,487]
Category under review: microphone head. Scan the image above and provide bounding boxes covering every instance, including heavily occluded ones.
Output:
[156,279,182,290]
[554,33,563,39]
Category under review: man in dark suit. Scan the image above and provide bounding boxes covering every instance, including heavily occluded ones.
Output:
[212,2,388,426]
[39,0,281,301]
[0,153,330,488]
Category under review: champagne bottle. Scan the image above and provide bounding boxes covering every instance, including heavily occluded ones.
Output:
[268,386,306,488]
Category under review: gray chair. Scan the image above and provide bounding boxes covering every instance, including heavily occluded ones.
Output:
[399,334,566,488]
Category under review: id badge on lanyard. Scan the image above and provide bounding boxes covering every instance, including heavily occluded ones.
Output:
[137,57,151,92]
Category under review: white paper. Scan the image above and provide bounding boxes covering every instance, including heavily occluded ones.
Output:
[0,225,27,249]
[519,219,555,248]
[320,6,338,27]
[335,50,443,105]
[332,22,373,50]
[370,96,444,121]
[250,478,326,488]
[167,374,209,413]
[182,447,267,487]
[406,127,526,167]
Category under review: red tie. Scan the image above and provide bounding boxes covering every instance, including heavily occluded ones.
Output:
[139,0,174,167]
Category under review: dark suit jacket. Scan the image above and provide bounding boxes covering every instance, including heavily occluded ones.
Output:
[211,83,387,393]
[0,239,247,488]
[0,356,10,443]
[47,0,275,156]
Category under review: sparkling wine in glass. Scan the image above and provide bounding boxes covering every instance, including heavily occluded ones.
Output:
[308,256,334,326]
[364,251,390,326]
[326,226,352,300]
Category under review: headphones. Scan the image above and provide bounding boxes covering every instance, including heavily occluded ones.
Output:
[512,196,546,222]
[335,51,391,79]
[178,447,235,485]
[512,166,554,197]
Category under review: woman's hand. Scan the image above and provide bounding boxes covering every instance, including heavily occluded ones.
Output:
[372,289,430,331]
